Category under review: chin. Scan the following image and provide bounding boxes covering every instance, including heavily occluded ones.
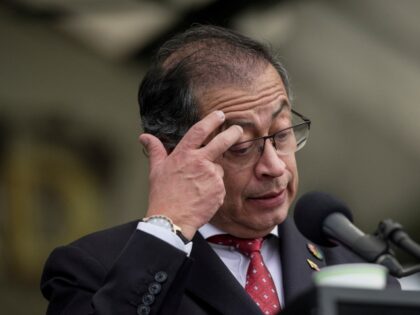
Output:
[248,207,289,233]
[266,208,289,226]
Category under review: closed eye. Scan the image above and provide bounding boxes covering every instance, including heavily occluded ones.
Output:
[274,128,293,142]
[227,142,255,156]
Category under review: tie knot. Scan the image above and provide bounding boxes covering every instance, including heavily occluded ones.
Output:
[207,234,264,256]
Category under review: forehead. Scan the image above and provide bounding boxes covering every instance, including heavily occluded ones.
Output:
[198,65,290,129]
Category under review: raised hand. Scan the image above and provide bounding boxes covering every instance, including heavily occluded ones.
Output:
[139,111,243,240]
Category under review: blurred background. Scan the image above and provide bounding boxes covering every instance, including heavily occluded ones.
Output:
[1,0,420,313]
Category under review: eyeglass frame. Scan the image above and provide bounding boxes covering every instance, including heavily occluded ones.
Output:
[143,109,311,158]
[225,109,311,158]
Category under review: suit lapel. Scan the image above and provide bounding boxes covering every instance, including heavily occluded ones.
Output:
[187,233,262,315]
[278,217,327,306]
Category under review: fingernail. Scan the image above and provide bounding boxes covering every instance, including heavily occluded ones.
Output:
[215,110,225,121]
[140,135,149,146]
[235,125,243,133]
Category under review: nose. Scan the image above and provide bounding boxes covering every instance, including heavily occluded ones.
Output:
[254,140,286,179]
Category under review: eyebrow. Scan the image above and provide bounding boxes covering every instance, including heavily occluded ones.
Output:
[223,100,290,129]
[272,101,289,119]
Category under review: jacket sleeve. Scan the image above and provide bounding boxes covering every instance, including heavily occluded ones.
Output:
[41,230,193,315]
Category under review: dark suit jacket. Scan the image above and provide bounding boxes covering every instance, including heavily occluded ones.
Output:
[41,217,398,314]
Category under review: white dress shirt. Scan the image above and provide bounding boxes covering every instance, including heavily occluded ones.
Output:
[199,224,284,308]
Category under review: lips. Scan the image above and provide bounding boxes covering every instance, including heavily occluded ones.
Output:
[247,189,287,209]
[251,191,283,199]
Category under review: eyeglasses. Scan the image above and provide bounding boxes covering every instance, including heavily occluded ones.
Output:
[222,109,311,169]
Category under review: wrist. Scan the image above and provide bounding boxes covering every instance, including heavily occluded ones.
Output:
[142,215,191,244]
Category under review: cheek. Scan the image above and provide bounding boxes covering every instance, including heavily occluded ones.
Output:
[222,167,251,203]
[288,157,298,175]
[286,156,299,190]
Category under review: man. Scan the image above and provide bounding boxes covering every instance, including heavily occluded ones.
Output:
[41,25,387,315]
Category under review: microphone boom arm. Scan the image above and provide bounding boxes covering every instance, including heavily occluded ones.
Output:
[378,219,420,261]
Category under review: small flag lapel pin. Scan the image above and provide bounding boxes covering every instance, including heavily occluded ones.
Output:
[307,259,320,271]
[307,243,324,261]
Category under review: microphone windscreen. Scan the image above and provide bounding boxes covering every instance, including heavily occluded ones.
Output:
[294,191,353,247]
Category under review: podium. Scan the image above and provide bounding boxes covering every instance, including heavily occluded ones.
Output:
[282,287,420,315]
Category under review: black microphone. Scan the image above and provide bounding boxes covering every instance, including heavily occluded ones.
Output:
[294,192,389,262]
[293,191,416,277]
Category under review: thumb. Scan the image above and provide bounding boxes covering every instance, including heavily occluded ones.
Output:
[139,133,167,170]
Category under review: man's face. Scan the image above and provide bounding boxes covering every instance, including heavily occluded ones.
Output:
[199,65,298,238]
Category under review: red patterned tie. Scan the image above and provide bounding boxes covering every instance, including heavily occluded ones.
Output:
[208,235,281,314]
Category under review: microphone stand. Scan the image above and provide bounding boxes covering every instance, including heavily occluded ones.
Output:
[375,219,420,278]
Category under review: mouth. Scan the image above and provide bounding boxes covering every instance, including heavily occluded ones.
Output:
[247,189,287,209]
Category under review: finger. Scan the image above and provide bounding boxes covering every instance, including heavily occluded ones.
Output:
[175,110,225,151]
[214,163,224,178]
[139,133,168,171]
[201,125,243,161]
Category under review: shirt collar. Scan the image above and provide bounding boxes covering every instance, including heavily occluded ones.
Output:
[199,223,279,239]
